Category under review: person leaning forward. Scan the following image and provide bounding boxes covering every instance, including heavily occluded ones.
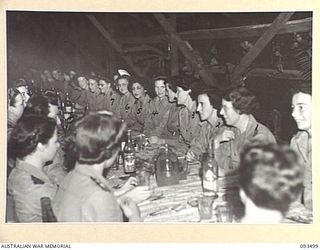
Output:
[214,87,276,175]
[187,89,223,161]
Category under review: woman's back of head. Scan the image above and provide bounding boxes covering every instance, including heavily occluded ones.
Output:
[65,111,126,171]
[8,115,57,160]
[23,94,50,117]
[239,143,304,214]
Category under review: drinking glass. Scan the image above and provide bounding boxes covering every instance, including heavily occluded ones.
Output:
[137,169,151,186]
[198,195,214,220]
[216,204,233,223]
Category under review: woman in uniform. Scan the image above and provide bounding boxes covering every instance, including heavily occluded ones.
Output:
[126,78,151,134]
[290,86,312,211]
[21,93,67,185]
[53,112,150,222]
[186,88,223,161]
[7,115,60,222]
[215,86,276,175]
[144,76,174,138]
[147,77,181,145]
[87,75,104,111]
[175,79,201,147]
[98,75,120,114]
[115,75,136,123]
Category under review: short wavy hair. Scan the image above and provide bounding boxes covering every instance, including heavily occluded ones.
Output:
[222,87,259,115]
[195,87,222,110]
[239,143,304,214]
[116,75,131,85]
[8,115,56,160]
[65,111,126,171]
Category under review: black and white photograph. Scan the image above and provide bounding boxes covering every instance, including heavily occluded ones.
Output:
[5,9,312,228]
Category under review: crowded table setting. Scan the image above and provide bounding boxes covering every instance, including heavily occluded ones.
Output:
[6,12,313,225]
[6,68,312,224]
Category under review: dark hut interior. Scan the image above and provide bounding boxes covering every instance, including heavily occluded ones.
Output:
[7,11,312,142]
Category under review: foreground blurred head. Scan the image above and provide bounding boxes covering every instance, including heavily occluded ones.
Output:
[65,111,126,171]
[239,143,304,215]
[8,115,58,163]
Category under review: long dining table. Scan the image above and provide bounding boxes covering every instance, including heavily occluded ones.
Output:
[107,143,313,224]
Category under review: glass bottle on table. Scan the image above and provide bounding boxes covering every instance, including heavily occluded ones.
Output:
[201,140,218,197]
[63,93,74,131]
[123,129,136,174]
[64,92,73,114]
[156,144,179,186]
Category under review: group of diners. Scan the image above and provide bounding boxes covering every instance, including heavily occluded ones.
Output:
[7,69,312,223]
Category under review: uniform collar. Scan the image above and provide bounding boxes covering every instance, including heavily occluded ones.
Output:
[74,164,113,192]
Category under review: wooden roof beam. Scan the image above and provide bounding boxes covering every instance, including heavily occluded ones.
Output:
[120,17,311,44]
[86,14,144,77]
[153,13,219,88]
[230,12,294,85]
[206,65,304,81]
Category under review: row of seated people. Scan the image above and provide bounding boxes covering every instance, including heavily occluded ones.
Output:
[7,73,312,222]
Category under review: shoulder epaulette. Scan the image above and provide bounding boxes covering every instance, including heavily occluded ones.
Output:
[253,124,259,137]
[31,175,44,185]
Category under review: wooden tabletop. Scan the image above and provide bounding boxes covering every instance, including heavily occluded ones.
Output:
[107,144,313,224]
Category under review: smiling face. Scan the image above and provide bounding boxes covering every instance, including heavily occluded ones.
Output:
[132,82,145,99]
[9,93,24,119]
[176,86,190,106]
[16,86,30,106]
[220,99,241,126]
[291,92,312,131]
[78,77,88,90]
[117,78,129,95]
[88,79,99,93]
[196,94,216,121]
[154,79,166,98]
[99,79,111,94]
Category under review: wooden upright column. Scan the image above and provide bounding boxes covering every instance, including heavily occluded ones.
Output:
[169,14,179,77]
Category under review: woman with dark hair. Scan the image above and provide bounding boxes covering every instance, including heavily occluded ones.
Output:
[126,78,151,134]
[239,143,304,223]
[23,93,59,120]
[148,77,201,153]
[53,112,150,222]
[290,85,312,211]
[186,87,223,161]
[8,88,25,139]
[175,78,201,146]
[7,115,60,222]
[22,92,66,185]
[214,86,276,175]
[98,75,120,114]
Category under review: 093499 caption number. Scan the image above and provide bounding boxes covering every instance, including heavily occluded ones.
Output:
[300,244,319,248]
